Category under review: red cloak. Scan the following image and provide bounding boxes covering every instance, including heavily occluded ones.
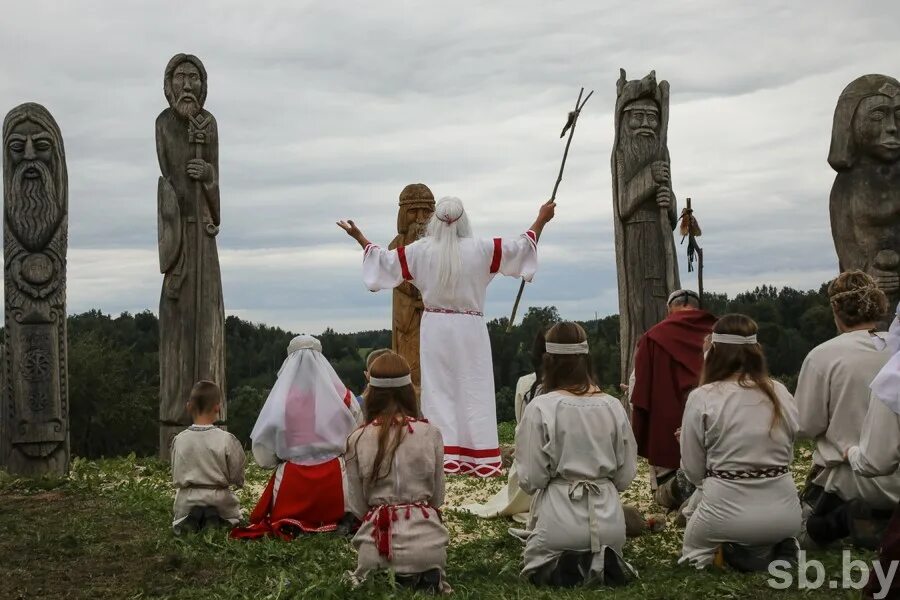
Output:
[230,458,346,540]
[631,309,717,469]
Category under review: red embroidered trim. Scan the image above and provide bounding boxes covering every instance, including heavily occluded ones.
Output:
[525,230,536,244]
[443,459,502,478]
[397,246,412,281]
[424,307,484,317]
[342,389,352,409]
[443,445,501,459]
[490,238,502,273]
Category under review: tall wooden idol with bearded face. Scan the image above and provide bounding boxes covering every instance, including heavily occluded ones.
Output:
[388,184,435,390]
[156,53,226,459]
[829,74,900,315]
[1,103,69,475]
[611,69,680,382]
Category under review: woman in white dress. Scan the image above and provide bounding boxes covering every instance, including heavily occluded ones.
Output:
[338,197,555,477]
[679,314,801,570]
[515,322,637,588]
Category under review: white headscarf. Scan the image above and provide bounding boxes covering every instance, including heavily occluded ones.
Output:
[250,334,357,465]
[872,302,900,414]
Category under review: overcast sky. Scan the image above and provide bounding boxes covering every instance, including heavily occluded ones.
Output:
[1,1,897,333]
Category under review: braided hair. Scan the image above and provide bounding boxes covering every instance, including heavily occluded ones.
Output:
[828,270,888,328]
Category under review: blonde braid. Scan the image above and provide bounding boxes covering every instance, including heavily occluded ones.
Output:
[828,270,889,327]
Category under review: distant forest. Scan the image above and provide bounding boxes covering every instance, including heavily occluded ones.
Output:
[57,283,835,459]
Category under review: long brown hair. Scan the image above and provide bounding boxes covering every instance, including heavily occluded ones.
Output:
[541,322,598,395]
[700,314,784,430]
[357,351,418,485]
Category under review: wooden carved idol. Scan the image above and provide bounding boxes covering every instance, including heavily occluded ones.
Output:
[611,70,680,382]
[389,184,435,389]
[1,103,69,475]
[156,54,226,459]
[829,74,900,314]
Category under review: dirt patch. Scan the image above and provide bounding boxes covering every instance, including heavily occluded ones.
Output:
[0,490,212,599]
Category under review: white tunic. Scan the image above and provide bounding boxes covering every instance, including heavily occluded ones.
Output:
[362,232,537,476]
[515,390,638,580]
[461,373,536,520]
[795,330,899,508]
[171,425,246,526]
[848,392,900,480]
[679,381,801,568]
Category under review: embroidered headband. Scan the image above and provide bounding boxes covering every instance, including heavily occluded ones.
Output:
[368,374,413,388]
[545,341,590,355]
[711,333,758,345]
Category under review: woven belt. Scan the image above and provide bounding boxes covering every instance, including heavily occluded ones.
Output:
[705,466,790,480]
[424,307,483,317]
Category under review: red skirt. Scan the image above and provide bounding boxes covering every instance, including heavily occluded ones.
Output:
[230,458,345,540]
[865,502,900,599]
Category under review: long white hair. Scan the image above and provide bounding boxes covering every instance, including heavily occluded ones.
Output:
[424,196,473,296]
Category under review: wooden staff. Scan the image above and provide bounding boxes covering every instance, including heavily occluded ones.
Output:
[679,196,704,307]
[506,87,593,332]
[188,115,210,382]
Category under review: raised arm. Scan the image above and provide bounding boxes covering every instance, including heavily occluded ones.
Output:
[527,200,556,242]
[337,219,372,249]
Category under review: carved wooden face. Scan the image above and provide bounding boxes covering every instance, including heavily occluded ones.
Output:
[624,99,660,139]
[853,94,900,163]
[6,119,54,175]
[171,61,203,118]
[5,118,62,252]
[399,203,434,238]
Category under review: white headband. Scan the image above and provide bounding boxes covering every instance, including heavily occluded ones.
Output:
[545,341,590,355]
[711,333,758,345]
[368,375,413,388]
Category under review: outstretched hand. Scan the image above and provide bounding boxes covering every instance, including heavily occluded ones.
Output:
[336,219,371,249]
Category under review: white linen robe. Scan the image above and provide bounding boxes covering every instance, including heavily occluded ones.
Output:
[345,420,449,583]
[514,391,638,582]
[171,425,246,526]
[461,373,537,520]
[795,330,899,508]
[679,381,802,568]
[848,392,900,479]
[362,232,537,476]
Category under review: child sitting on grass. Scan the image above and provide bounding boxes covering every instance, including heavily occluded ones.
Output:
[171,380,246,534]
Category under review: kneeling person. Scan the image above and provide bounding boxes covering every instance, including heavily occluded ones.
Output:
[679,315,801,569]
[232,335,361,539]
[171,380,246,534]
[515,322,637,588]
[795,272,897,548]
[345,351,450,594]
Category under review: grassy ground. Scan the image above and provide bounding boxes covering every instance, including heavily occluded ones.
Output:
[0,428,874,599]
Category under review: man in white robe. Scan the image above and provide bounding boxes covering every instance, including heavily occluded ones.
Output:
[338,197,555,476]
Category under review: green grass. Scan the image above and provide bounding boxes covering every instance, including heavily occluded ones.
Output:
[0,434,876,599]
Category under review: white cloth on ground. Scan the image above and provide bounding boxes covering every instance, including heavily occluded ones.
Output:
[678,380,801,568]
[250,334,359,468]
[794,330,899,508]
[362,232,537,476]
[460,374,536,521]
[513,390,638,581]
[171,425,246,526]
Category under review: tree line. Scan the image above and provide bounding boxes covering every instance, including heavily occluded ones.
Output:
[53,283,834,458]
